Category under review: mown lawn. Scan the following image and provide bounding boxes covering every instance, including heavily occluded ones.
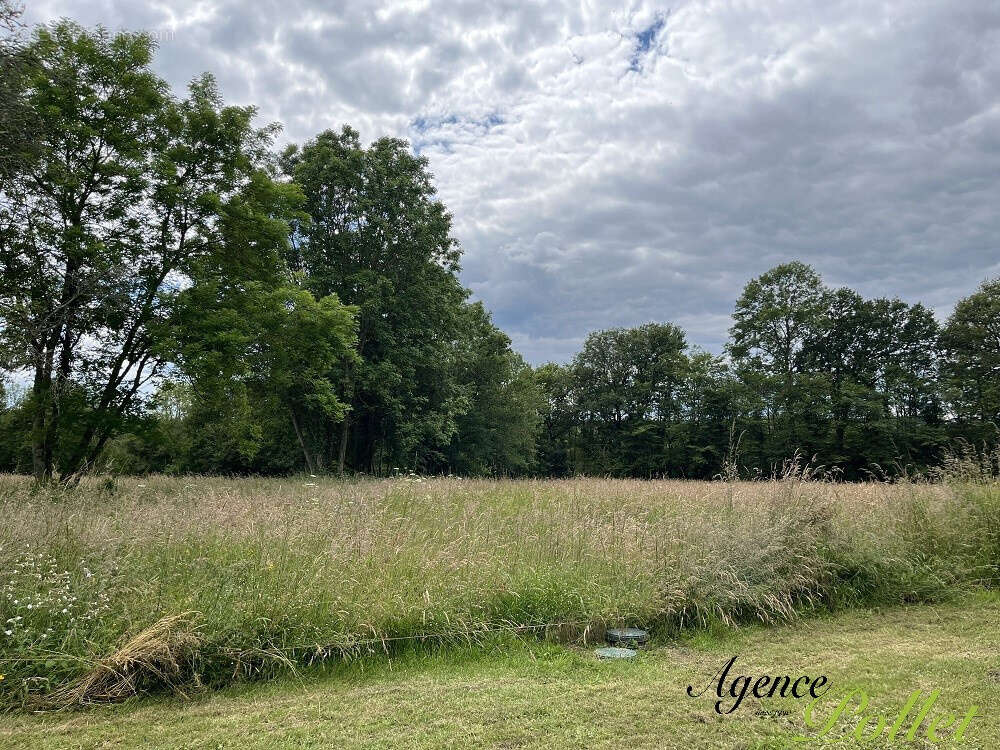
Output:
[5,593,998,749]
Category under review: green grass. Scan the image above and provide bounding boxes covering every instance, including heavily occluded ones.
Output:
[3,593,998,749]
[1,475,998,708]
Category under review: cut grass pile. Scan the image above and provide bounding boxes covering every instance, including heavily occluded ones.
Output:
[0,475,998,708]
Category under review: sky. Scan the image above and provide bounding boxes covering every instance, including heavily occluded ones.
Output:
[24,0,1000,364]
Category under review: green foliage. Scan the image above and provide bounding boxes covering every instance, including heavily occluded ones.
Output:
[533,324,738,478]
[0,0,33,181]
[529,263,968,480]
[163,270,359,473]
[0,21,291,483]
[444,303,542,476]
[941,278,1000,427]
[278,127,514,475]
[534,362,577,476]
[729,261,828,378]
[568,323,694,476]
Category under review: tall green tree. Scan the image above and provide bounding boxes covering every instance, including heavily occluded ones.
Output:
[729,262,829,381]
[801,288,943,473]
[572,323,688,475]
[532,327,735,479]
[534,362,578,477]
[444,302,541,476]
[676,349,737,477]
[728,262,830,462]
[170,280,357,474]
[160,163,357,475]
[0,22,289,482]
[799,288,886,469]
[942,278,1000,428]
[281,126,468,473]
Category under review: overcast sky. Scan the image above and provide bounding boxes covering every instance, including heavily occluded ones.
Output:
[25,0,1000,363]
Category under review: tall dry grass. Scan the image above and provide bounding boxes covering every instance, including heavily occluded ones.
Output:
[0,473,997,708]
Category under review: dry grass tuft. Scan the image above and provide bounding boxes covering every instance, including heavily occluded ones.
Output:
[41,613,202,708]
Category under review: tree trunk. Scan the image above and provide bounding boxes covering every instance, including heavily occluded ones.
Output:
[30,392,49,482]
[337,317,368,477]
[337,414,350,475]
[30,354,55,482]
[290,408,316,474]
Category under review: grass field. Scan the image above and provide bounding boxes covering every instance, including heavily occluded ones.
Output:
[1,474,998,717]
[3,593,998,749]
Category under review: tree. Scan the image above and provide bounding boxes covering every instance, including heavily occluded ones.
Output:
[942,279,1000,427]
[0,0,33,180]
[572,323,688,475]
[1,14,984,486]
[534,362,577,476]
[676,349,736,478]
[870,298,941,421]
[800,289,943,474]
[170,280,357,474]
[728,262,830,463]
[0,22,290,482]
[729,262,829,380]
[281,127,468,474]
[444,302,541,476]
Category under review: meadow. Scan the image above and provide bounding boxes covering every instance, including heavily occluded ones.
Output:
[1,473,998,711]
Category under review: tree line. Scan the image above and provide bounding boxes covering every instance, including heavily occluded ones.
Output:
[537,265,1000,479]
[1,19,998,482]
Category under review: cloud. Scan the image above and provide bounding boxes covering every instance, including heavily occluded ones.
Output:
[24,0,1000,363]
